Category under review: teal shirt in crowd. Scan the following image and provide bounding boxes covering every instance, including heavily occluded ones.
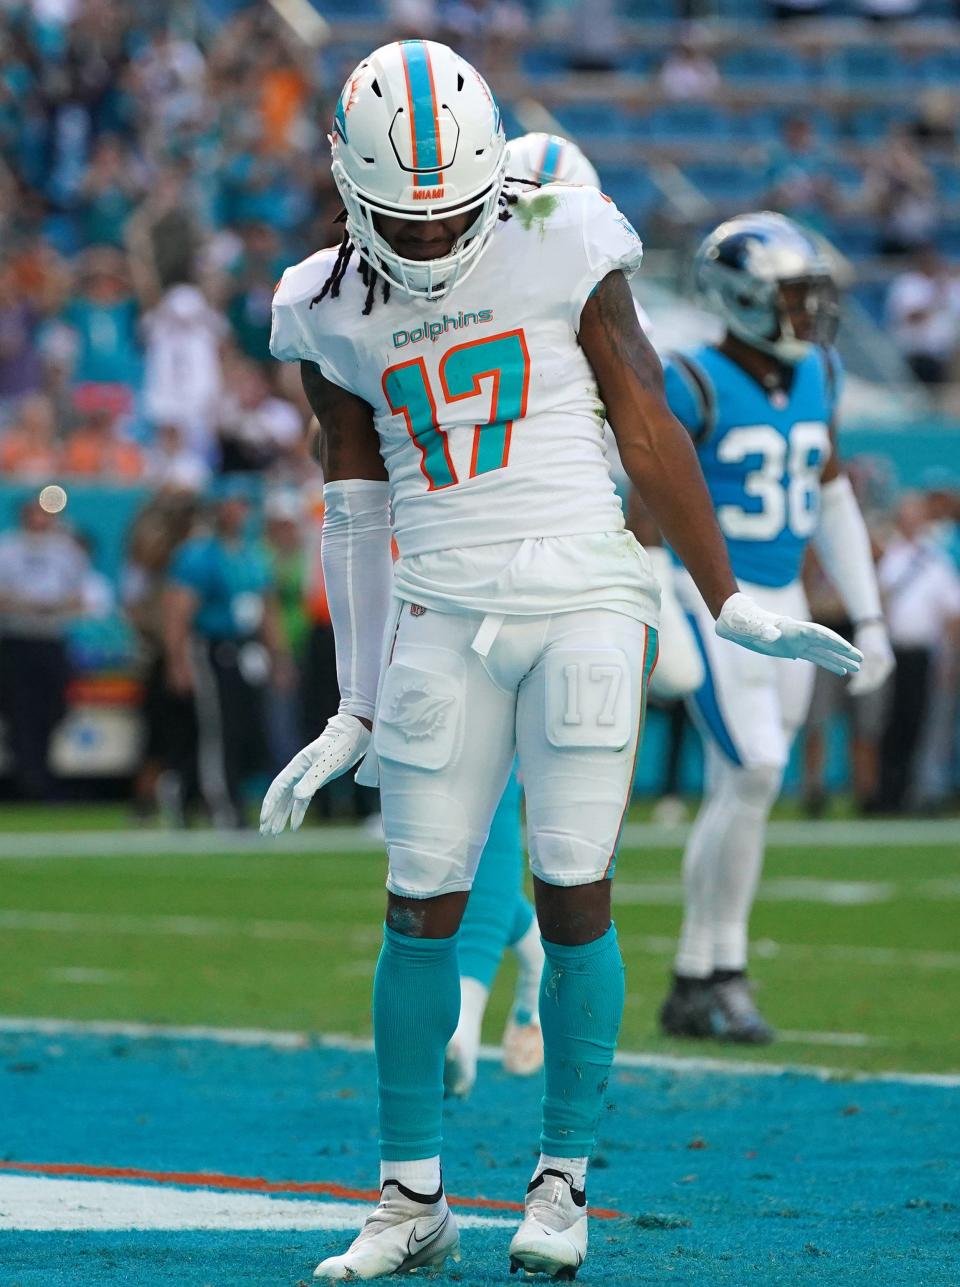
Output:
[169,533,274,641]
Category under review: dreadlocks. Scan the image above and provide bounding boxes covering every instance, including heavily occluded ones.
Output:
[310,184,537,315]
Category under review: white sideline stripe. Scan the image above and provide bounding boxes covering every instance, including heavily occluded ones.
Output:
[0,1175,511,1232]
[2,1016,958,1088]
[0,817,959,859]
[617,931,960,971]
[3,907,957,972]
[616,878,898,906]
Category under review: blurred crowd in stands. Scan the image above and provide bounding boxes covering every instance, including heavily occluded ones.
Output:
[0,0,959,819]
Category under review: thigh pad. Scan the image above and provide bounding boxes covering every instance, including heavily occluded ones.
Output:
[374,644,464,772]
[544,647,632,751]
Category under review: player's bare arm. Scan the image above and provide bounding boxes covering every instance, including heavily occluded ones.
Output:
[579,269,737,619]
[300,360,387,484]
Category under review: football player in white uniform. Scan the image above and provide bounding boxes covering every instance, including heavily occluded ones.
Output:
[261,42,862,1281]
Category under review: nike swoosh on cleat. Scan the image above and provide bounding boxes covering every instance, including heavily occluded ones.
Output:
[406,1212,448,1255]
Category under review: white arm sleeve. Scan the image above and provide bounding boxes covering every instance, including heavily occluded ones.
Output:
[813,474,883,625]
[320,479,393,722]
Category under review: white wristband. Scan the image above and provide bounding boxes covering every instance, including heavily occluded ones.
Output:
[813,474,882,626]
[320,479,392,722]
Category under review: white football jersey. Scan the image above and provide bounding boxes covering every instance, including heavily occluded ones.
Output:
[271,184,659,624]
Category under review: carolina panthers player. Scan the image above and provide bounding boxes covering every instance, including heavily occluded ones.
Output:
[444,130,704,1101]
[656,213,894,1045]
[261,42,861,1282]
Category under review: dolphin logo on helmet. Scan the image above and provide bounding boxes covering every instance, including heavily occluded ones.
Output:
[694,212,840,363]
[330,40,506,301]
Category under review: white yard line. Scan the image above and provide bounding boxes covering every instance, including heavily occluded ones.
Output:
[615,878,899,906]
[0,817,958,860]
[0,1175,511,1232]
[1,1016,957,1088]
[617,931,960,971]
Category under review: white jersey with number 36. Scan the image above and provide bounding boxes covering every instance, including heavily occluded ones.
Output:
[271,184,659,625]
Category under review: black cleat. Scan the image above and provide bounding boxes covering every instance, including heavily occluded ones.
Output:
[707,973,774,1044]
[659,975,716,1038]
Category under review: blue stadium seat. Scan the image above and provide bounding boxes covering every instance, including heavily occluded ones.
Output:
[916,49,960,87]
[646,103,731,143]
[828,45,906,88]
[598,167,659,224]
[719,47,811,85]
[682,161,760,205]
[553,102,634,139]
[929,162,960,201]
[623,49,660,77]
[847,106,911,143]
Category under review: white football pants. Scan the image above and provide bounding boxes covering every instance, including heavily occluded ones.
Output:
[675,577,816,976]
[372,603,658,899]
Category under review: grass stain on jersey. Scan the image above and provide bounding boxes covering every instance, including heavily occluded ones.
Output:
[515,192,559,236]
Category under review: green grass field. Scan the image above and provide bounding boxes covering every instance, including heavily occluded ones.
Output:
[2,812,958,1076]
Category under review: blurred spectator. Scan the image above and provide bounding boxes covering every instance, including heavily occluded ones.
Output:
[388,0,438,36]
[62,247,141,402]
[872,493,960,813]
[78,134,142,249]
[802,548,887,816]
[224,222,286,363]
[886,244,960,385]
[0,500,89,800]
[142,283,227,458]
[62,405,144,480]
[75,530,115,619]
[263,488,308,768]
[163,477,291,827]
[658,34,721,101]
[145,423,212,495]
[866,128,938,258]
[0,257,45,411]
[217,356,302,476]
[125,163,204,293]
[0,393,61,480]
[567,0,620,72]
[764,116,838,232]
[910,91,956,150]
[132,25,206,135]
[123,492,200,821]
[438,0,528,74]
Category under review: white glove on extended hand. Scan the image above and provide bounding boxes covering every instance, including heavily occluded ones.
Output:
[848,620,895,696]
[259,714,371,836]
[716,592,863,677]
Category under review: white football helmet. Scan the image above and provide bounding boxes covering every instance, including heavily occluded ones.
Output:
[330,39,506,300]
[505,132,600,189]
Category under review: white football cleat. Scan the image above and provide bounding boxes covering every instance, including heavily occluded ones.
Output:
[508,1169,588,1280]
[502,1014,543,1077]
[313,1181,459,1280]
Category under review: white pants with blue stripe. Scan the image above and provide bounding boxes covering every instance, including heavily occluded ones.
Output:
[673,573,815,977]
[678,573,815,772]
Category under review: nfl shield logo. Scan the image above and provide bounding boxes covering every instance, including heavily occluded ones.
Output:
[410,604,426,617]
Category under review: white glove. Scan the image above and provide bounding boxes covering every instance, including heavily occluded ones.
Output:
[848,620,895,696]
[716,592,863,677]
[259,714,371,836]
